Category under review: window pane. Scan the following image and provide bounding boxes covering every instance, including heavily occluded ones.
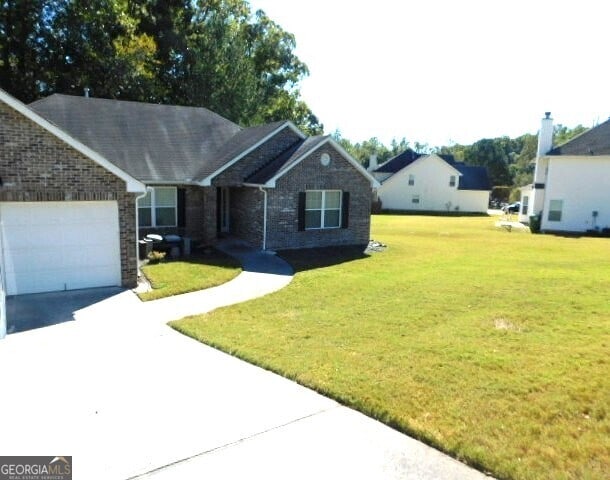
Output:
[449,176,456,186]
[138,191,151,207]
[155,187,176,207]
[305,210,321,229]
[138,208,152,227]
[306,191,322,209]
[408,175,415,185]
[324,209,340,228]
[156,207,176,226]
[548,200,563,222]
[325,191,341,209]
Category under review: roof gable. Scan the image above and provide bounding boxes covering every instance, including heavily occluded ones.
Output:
[549,119,610,155]
[377,150,490,190]
[379,153,461,186]
[198,121,305,185]
[1,89,145,192]
[246,137,379,188]
[29,94,241,183]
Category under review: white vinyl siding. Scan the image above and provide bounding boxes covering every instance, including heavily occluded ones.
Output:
[521,195,529,216]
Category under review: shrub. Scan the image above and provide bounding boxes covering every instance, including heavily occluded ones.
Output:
[147,250,167,264]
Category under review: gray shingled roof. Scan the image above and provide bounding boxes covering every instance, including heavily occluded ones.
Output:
[245,136,329,185]
[549,119,610,155]
[29,94,242,183]
[194,121,288,182]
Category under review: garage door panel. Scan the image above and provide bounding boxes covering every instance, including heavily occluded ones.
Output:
[0,202,122,295]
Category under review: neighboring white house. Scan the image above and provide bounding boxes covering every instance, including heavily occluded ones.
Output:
[519,113,610,233]
[371,151,491,213]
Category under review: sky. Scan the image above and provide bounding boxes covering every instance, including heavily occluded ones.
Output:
[248,0,609,147]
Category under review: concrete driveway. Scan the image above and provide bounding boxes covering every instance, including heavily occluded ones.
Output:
[0,240,491,480]
[6,287,124,334]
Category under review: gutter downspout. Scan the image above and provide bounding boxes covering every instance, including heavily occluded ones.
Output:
[258,186,267,251]
[135,187,152,278]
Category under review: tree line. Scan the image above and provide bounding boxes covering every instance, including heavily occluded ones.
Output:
[0,0,322,134]
[1,1,587,186]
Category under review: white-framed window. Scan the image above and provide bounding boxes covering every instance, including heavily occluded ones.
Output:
[548,199,563,222]
[408,174,415,186]
[138,187,177,227]
[305,190,342,229]
[449,175,456,187]
[522,195,529,215]
[412,195,420,204]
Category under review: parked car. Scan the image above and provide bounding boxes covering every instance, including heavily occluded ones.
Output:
[503,202,521,213]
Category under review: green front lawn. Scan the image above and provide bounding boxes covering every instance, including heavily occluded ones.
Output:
[170,215,610,479]
[139,248,241,301]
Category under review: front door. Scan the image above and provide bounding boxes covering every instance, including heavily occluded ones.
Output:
[220,187,230,233]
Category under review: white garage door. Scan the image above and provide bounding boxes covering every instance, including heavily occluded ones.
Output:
[0,201,122,295]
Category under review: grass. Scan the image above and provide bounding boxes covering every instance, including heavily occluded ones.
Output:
[170,215,610,479]
[138,248,241,301]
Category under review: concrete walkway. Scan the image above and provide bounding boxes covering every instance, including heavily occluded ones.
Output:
[0,239,492,480]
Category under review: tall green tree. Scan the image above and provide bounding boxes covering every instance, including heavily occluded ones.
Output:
[0,0,321,132]
[0,0,51,102]
[463,138,512,186]
[42,0,158,99]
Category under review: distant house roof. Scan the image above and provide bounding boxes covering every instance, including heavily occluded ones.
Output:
[450,162,491,190]
[549,119,610,155]
[29,94,242,183]
[375,149,490,191]
[374,149,422,173]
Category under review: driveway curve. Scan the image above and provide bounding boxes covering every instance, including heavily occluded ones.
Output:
[0,239,490,480]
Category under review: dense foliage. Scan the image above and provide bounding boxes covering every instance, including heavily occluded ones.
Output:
[0,0,322,134]
[0,0,587,175]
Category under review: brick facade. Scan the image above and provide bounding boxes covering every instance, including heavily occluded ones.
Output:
[230,187,264,247]
[0,101,138,287]
[228,143,372,250]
